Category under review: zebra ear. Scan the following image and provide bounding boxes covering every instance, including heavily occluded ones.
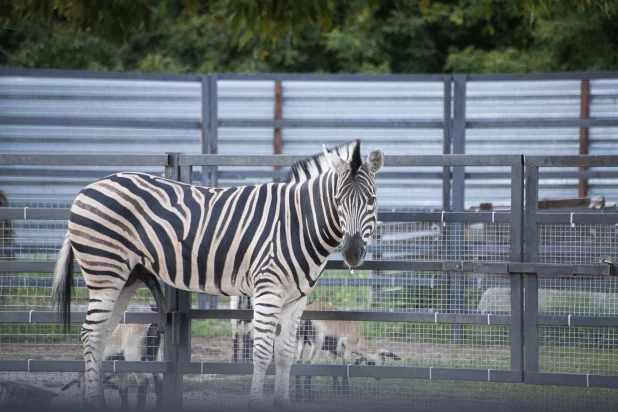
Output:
[366,148,384,174]
[323,144,348,174]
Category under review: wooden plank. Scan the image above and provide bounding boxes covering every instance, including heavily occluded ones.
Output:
[537,197,604,210]
[579,79,590,197]
[273,80,283,182]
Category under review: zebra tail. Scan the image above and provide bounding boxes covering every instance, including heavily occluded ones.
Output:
[52,232,74,333]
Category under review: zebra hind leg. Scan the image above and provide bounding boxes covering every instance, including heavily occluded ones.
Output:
[81,268,144,408]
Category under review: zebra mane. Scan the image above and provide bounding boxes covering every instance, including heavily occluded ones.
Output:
[284,139,361,183]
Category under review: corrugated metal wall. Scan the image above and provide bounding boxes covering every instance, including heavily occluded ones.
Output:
[2,72,618,210]
[0,76,201,205]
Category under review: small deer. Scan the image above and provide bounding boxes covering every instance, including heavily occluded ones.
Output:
[61,321,163,410]
[295,301,401,401]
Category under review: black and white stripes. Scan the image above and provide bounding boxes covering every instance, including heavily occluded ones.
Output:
[52,139,383,408]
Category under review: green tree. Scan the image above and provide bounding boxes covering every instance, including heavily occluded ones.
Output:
[1,0,617,74]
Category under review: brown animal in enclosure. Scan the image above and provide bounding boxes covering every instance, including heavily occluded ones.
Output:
[295,301,400,401]
[61,322,163,410]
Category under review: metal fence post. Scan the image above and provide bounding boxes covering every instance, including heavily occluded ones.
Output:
[208,73,219,310]
[510,160,525,378]
[162,152,189,409]
[449,75,467,342]
[442,76,452,211]
[199,76,209,310]
[524,164,540,379]
[178,161,193,377]
[440,76,452,317]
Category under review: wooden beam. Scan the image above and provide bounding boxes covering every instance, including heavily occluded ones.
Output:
[579,79,590,197]
[273,81,283,181]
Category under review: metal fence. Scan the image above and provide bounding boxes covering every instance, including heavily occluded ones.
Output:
[1,152,618,411]
[1,69,618,411]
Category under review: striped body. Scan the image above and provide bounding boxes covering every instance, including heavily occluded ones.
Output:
[69,171,342,300]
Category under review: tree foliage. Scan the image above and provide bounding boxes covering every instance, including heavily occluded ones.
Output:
[1,0,617,74]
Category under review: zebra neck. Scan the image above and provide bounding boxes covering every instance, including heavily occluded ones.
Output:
[295,172,344,261]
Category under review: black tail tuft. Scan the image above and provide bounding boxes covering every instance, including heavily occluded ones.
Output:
[52,233,74,334]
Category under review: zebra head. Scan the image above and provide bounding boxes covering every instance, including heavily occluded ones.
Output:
[323,141,384,267]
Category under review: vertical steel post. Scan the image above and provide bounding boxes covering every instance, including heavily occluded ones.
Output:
[510,160,525,378]
[209,74,219,188]
[524,165,540,378]
[178,162,193,368]
[200,75,210,186]
[208,74,219,310]
[442,76,452,211]
[199,76,210,310]
[441,77,452,314]
[449,75,467,342]
[163,152,184,408]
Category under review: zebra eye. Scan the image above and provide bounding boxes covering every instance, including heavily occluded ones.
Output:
[367,196,376,206]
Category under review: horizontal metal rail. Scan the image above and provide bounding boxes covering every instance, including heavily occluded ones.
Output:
[3,359,616,388]
[214,73,449,82]
[0,311,157,324]
[0,208,513,223]
[178,362,523,383]
[525,372,618,388]
[466,72,618,81]
[0,68,203,81]
[0,116,202,129]
[0,359,521,383]
[0,154,170,166]
[2,260,614,277]
[536,315,618,327]
[189,309,511,325]
[0,309,510,325]
[3,309,617,328]
[4,208,618,225]
[7,168,618,181]
[218,119,444,128]
[527,156,618,168]
[180,154,523,167]
[0,360,167,374]
[467,118,618,129]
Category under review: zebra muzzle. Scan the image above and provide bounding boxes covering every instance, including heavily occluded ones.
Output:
[341,233,366,268]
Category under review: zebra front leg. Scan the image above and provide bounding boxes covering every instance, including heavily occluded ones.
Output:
[273,296,308,409]
[248,294,283,409]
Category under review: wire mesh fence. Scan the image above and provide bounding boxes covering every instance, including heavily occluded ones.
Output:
[3,158,618,412]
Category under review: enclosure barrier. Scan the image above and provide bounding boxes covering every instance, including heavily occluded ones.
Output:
[1,152,618,410]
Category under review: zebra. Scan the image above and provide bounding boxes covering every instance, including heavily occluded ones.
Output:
[52,139,384,409]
